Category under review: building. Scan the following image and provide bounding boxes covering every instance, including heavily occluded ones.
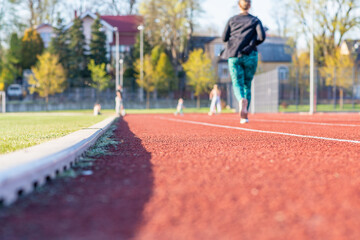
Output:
[36,23,54,48]
[37,11,142,60]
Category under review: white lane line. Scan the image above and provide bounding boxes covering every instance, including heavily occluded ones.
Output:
[244,119,360,127]
[158,117,360,144]
[219,116,360,127]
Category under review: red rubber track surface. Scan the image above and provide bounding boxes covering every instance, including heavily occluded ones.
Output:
[1,113,360,240]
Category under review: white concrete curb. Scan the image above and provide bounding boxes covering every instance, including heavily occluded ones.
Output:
[0,116,117,206]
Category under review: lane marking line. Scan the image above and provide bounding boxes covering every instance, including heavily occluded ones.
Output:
[158,117,360,144]
[221,118,360,127]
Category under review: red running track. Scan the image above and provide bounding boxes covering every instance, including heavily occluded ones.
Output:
[1,113,360,240]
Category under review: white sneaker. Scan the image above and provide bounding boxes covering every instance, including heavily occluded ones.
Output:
[240,118,249,124]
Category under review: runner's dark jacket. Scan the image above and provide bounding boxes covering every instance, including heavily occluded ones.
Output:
[221,13,266,59]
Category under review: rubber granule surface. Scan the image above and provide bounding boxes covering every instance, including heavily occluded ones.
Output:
[1,113,360,240]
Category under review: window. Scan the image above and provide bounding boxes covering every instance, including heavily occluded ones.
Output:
[278,67,289,81]
[214,44,224,57]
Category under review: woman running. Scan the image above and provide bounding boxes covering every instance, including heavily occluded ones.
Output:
[221,0,266,124]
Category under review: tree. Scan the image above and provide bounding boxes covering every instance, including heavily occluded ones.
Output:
[139,0,202,87]
[19,0,60,27]
[90,17,107,65]
[7,33,22,77]
[108,0,138,15]
[88,59,111,102]
[29,52,66,110]
[321,48,354,109]
[183,49,215,108]
[21,28,44,70]
[0,33,23,89]
[134,55,156,109]
[68,17,87,87]
[291,0,360,65]
[290,51,310,105]
[155,52,175,93]
[49,18,70,73]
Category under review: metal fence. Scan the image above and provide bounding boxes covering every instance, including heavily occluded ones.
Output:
[280,66,360,112]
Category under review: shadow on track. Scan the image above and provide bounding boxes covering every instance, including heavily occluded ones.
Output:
[0,119,153,240]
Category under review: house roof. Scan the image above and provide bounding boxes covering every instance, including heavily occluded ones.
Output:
[343,40,360,62]
[100,15,143,33]
[189,36,217,51]
[257,37,293,63]
[344,40,360,53]
[36,23,53,30]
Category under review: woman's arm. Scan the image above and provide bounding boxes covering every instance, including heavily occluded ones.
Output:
[255,20,266,45]
[222,19,231,42]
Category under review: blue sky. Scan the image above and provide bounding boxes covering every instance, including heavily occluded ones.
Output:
[199,0,276,35]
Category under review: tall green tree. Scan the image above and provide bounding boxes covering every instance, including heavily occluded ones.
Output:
[21,28,44,70]
[29,52,66,110]
[134,55,155,109]
[155,52,175,93]
[90,17,107,65]
[183,49,215,108]
[139,0,202,81]
[49,18,70,73]
[7,33,22,77]
[88,59,111,102]
[68,17,87,87]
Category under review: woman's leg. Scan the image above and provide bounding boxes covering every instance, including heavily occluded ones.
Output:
[228,57,245,102]
[242,51,258,110]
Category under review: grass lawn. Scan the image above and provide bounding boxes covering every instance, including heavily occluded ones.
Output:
[0,112,111,154]
[279,104,360,112]
[0,108,233,154]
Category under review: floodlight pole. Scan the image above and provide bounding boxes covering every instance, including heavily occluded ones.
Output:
[120,58,124,87]
[114,27,120,91]
[137,25,144,102]
[309,0,315,114]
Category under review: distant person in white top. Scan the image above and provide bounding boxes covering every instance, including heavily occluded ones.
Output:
[93,103,101,116]
[115,86,125,116]
[208,84,221,115]
[174,98,184,116]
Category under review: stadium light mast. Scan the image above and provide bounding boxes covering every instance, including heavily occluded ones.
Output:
[137,24,144,102]
[114,27,120,91]
[309,0,315,114]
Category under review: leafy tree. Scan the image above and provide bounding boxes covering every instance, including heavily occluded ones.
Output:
[139,0,202,87]
[0,32,23,90]
[134,55,155,109]
[68,17,87,87]
[90,17,107,65]
[291,0,360,65]
[321,48,354,109]
[0,65,16,91]
[17,0,60,27]
[29,52,66,110]
[88,59,111,102]
[49,18,70,73]
[21,28,44,70]
[155,52,175,93]
[7,33,22,76]
[183,49,215,108]
[290,51,310,105]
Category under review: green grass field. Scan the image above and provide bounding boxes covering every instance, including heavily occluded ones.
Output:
[0,108,232,154]
[0,112,111,154]
[279,104,360,112]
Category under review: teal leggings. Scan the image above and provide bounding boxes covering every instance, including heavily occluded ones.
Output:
[228,51,258,110]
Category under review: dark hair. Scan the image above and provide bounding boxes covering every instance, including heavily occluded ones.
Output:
[238,0,251,11]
